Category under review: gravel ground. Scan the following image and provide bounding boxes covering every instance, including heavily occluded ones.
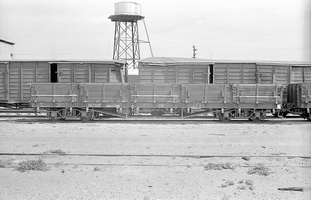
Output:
[0,119,310,199]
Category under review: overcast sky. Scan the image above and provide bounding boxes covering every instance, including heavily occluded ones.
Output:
[0,0,310,62]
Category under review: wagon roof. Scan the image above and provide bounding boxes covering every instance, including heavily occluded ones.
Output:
[139,57,311,66]
[0,59,126,65]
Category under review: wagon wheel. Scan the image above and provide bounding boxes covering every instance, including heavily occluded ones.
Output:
[80,112,95,121]
[151,110,163,117]
[273,111,280,118]
[58,117,66,120]
[281,111,288,118]
[46,111,57,120]
[216,113,231,121]
[57,110,66,120]
[248,112,259,121]
[248,111,265,121]
[46,112,52,118]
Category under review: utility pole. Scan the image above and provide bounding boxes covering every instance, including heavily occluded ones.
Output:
[192,45,197,58]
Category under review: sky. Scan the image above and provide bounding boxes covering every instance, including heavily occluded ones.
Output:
[0,0,310,62]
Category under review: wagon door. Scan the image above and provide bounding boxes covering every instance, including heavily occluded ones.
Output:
[57,63,73,83]
[0,63,8,101]
[193,65,210,84]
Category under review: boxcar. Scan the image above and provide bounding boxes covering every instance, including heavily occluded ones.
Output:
[0,60,125,108]
[137,57,311,85]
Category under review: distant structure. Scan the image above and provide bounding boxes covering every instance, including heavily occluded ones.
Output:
[192,45,197,58]
[0,39,15,59]
[109,2,152,69]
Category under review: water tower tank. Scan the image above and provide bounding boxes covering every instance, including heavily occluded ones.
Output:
[114,2,141,16]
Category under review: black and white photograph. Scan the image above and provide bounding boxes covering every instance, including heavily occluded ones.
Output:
[0,0,311,199]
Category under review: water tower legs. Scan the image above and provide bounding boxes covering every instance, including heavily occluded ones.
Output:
[112,21,140,69]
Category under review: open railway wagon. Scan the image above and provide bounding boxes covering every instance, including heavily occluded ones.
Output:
[30,83,130,120]
[132,83,283,121]
[283,83,311,120]
[30,82,283,121]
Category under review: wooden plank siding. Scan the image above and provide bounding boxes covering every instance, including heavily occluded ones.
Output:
[139,65,209,84]
[0,63,8,101]
[8,62,22,101]
[256,64,311,84]
[214,63,257,84]
[57,63,122,83]
[5,62,50,103]
[30,83,79,108]
[91,64,110,83]
[291,66,311,83]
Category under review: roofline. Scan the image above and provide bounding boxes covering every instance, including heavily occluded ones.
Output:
[0,59,126,65]
[139,57,311,66]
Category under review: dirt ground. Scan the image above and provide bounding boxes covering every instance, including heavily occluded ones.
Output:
[0,118,311,200]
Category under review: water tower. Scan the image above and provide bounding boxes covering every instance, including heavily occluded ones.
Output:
[109,2,152,69]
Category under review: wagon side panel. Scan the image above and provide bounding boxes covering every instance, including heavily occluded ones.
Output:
[91,64,110,83]
[257,65,273,84]
[232,84,283,109]
[130,83,180,110]
[74,63,91,83]
[193,65,209,84]
[214,63,227,84]
[36,62,50,83]
[8,62,21,102]
[184,84,228,109]
[0,63,8,101]
[21,62,37,102]
[30,83,79,108]
[79,83,129,109]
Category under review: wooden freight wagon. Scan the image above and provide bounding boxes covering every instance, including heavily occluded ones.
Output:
[137,57,311,85]
[0,60,125,108]
[125,82,283,120]
[30,83,129,120]
[181,83,283,120]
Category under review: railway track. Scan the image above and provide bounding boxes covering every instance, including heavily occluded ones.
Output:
[0,113,308,123]
[1,152,310,168]
[1,152,311,159]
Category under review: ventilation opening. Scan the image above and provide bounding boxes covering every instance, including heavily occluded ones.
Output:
[209,64,214,83]
[50,63,58,83]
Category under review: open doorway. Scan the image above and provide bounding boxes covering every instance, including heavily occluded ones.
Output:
[209,64,214,83]
[50,63,58,83]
